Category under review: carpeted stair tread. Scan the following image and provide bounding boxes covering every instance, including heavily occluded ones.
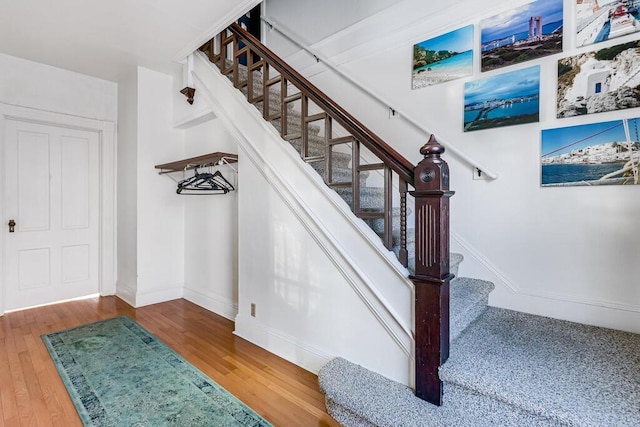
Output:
[450,253,463,275]
[440,307,640,427]
[319,357,559,427]
[449,277,494,342]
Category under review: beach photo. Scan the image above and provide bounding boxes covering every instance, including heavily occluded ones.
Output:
[557,41,640,118]
[464,65,540,132]
[481,0,563,72]
[576,0,640,47]
[541,117,640,186]
[412,25,473,89]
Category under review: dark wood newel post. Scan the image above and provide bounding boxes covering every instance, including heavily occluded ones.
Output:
[410,135,455,406]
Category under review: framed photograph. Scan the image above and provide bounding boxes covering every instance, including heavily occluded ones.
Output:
[576,0,640,47]
[481,0,563,72]
[412,25,474,89]
[557,41,640,118]
[541,117,640,186]
[464,65,540,132]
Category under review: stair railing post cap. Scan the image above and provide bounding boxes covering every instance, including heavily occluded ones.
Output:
[420,135,445,158]
[414,135,450,192]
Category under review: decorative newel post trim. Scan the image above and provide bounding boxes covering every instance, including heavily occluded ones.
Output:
[410,134,455,406]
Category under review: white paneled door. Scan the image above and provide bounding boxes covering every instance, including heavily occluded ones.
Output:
[4,120,100,310]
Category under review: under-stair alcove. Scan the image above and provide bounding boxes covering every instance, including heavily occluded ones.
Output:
[171,109,242,322]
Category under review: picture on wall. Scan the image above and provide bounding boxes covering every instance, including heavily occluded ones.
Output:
[557,41,640,118]
[541,117,640,186]
[576,0,640,47]
[480,0,563,72]
[464,65,540,132]
[412,25,474,89]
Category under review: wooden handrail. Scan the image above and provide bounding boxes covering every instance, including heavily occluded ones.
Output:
[227,23,415,185]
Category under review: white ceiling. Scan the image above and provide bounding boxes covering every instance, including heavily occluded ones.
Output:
[0,0,259,82]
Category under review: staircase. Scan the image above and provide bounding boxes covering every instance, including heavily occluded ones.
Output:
[192,23,640,426]
[319,265,640,426]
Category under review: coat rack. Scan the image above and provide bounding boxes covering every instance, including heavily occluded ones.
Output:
[155,152,238,195]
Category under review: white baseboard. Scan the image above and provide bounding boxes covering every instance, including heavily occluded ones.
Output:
[490,288,640,334]
[234,314,333,374]
[117,283,184,308]
[135,285,184,308]
[183,287,238,321]
[116,281,137,307]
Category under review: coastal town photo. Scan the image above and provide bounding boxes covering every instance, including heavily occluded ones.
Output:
[557,41,640,118]
[577,0,640,47]
[411,25,473,89]
[481,0,563,72]
[541,117,640,186]
[464,65,540,132]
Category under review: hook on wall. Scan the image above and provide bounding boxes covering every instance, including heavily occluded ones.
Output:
[180,53,196,104]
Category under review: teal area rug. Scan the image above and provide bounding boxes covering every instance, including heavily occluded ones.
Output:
[42,315,272,427]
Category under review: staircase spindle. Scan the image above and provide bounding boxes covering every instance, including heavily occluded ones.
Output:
[280,78,287,138]
[383,166,393,250]
[262,63,269,120]
[302,94,308,158]
[219,31,234,76]
[353,140,361,213]
[399,178,408,268]
[324,117,333,184]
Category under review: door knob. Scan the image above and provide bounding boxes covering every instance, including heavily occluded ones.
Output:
[8,219,15,232]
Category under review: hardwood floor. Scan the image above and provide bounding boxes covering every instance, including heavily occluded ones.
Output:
[0,296,340,426]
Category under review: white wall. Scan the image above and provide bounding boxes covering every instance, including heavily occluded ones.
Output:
[172,60,216,128]
[0,53,237,316]
[115,63,240,314]
[0,53,117,121]
[181,119,240,320]
[167,63,241,320]
[263,0,640,333]
[235,148,410,382]
[116,69,139,302]
[264,0,401,55]
[135,67,185,305]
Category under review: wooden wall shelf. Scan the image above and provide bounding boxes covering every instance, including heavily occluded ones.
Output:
[155,152,238,174]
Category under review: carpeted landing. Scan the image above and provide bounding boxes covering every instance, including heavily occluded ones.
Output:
[319,307,640,427]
